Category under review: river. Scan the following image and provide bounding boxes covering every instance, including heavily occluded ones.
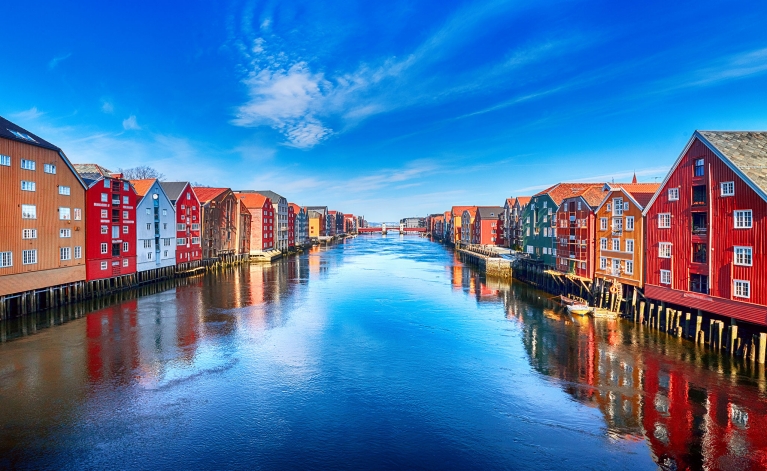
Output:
[0,236,765,470]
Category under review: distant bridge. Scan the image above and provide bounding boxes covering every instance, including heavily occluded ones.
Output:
[358,223,426,234]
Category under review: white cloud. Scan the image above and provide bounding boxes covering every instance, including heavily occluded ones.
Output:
[10,107,44,121]
[122,115,141,130]
[48,53,72,70]
[101,100,114,114]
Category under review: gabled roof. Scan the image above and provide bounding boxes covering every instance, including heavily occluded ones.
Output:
[193,187,230,204]
[477,206,504,218]
[252,190,285,203]
[73,163,120,184]
[289,203,302,213]
[533,183,602,206]
[451,205,476,217]
[698,131,767,197]
[307,210,324,218]
[235,192,271,209]
[0,116,59,151]
[461,207,478,218]
[306,206,328,215]
[515,196,532,207]
[602,183,660,208]
[505,198,514,207]
[159,181,191,202]
[130,179,157,198]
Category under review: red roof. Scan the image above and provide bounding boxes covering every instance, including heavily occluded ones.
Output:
[534,183,603,206]
[235,192,271,209]
[609,183,661,208]
[192,187,229,204]
[288,203,302,213]
[129,179,157,198]
[515,196,532,206]
[451,205,476,217]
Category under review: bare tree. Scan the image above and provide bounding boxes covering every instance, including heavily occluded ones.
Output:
[119,165,166,180]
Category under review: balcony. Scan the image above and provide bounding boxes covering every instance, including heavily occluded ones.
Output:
[692,212,707,235]
[692,185,707,206]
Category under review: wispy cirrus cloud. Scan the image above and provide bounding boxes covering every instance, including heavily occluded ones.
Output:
[48,53,72,70]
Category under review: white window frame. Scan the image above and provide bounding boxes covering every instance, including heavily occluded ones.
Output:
[612,238,620,251]
[60,229,71,238]
[734,246,753,266]
[21,180,36,191]
[625,260,634,275]
[21,205,36,219]
[734,280,750,299]
[74,246,82,259]
[626,239,634,253]
[101,209,108,218]
[101,193,108,203]
[20,159,35,170]
[668,188,679,201]
[0,251,12,268]
[59,207,71,220]
[22,229,37,239]
[0,154,10,166]
[60,247,71,261]
[22,249,37,265]
[600,257,607,269]
[721,181,734,196]
[101,243,108,254]
[74,208,82,220]
[44,163,56,174]
[600,218,608,230]
[123,196,129,205]
[626,216,635,231]
[660,269,671,285]
[658,213,671,228]
[734,210,753,229]
[59,185,71,195]
[101,261,108,270]
[123,258,129,267]
[659,242,672,258]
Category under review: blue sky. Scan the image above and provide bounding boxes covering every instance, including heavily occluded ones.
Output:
[3,0,767,221]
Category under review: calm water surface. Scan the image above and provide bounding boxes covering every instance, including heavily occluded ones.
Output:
[1,236,766,470]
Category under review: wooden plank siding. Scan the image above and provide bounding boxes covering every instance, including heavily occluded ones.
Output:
[0,138,86,295]
[645,135,767,322]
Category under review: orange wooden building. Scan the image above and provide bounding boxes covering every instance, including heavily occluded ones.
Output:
[0,116,87,299]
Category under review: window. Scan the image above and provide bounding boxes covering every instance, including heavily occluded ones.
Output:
[626,239,634,253]
[100,209,108,219]
[101,193,109,203]
[21,181,35,191]
[147,252,153,261]
[734,280,750,298]
[123,259,129,267]
[101,261,108,270]
[600,257,607,269]
[59,207,71,220]
[44,163,56,174]
[192,237,200,245]
[101,243,108,254]
[74,208,82,220]
[146,223,151,230]
[0,154,9,166]
[123,182,129,191]
[721,181,734,196]
[625,260,634,275]
[143,240,152,248]
[694,158,705,177]
[626,216,634,231]
[600,218,607,230]
[735,246,753,266]
[692,243,707,264]
[181,204,186,210]
[658,213,671,228]
[22,229,37,239]
[177,223,186,231]
[187,192,190,200]
[123,196,129,205]
[162,209,167,216]
[112,226,119,238]
[123,242,129,252]
[659,242,672,258]
[0,251,11,267]
[163,223,167,230]
[112,243,120,257]
[100,225,108,235]
[600,238,608,250]
[577,201,582,211]
[20,159,35,170]
[177,238,187,245]
[668,188,679,201]
[692,185,706,205]
[146,208,151,215]
[613,198,623,216]
[60,247,71,261]
[606,203,611,212]
[60,229,71,238]
[74,246,82,259]
[120,225,127,234]
[21,205,36,219]
[612,239,620,251]
[624,202,629,211]
[22,249,37,265]
[181,215,185,220]
[660,270,671,285]
[59,185,71,195]
[104,179,110,188]
[121,211,128,219]
[734,210,753,228]
[163,238,171,246]
[612,217,623,232]
[164,250,168,257]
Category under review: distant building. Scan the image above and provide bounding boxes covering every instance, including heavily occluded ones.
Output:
[308,210,324,238]
[472,206,504,245]
[250,191,288,252]
[503,196,530,249]
[192,187,239,260]
[159,182,202,269]
[400,217,425,228]
[237,199,251,256]
[235,192,274,254]
[290,203,308,246]
[460,209,477,243]
[306,206,328,236]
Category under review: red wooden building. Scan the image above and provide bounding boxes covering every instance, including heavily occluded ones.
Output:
[159,182,202,269]
[471,206,504,245]
[235,192,274,253]
[555,185,608,280]
[643,131,767,326]
[73,164,137,281]
[287,203,295,248]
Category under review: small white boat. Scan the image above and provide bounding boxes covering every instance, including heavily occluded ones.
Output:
[567,304,591,316]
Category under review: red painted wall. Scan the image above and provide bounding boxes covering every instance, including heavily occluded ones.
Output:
[174,183,202,265]
[84,177,137,281]
[645,136,767,317]
[288,205,295,248]
[556,196,597,280]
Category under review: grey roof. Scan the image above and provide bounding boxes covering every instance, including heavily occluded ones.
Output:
[698,131,767,194]
[159,181,190,203]
[73,163,116,186]
[0,116,59,151]
[305,206,328,215]
[307,210,324,218]
[477,206,504,218]
[251,190,285,203]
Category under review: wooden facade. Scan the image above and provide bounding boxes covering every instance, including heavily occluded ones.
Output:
[472,206,504,245]
[236,192,273,254]
[555,186,607,280]
[74,165,138,281]
[460,207,477,243]
[0,118,87,296]
[193,187,239,259]
[644,131,767,324]
[159,182,202,268]
[593,183,658,288]
[238,200,251,255]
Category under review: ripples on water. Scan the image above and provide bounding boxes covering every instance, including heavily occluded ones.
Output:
[0,236,765,470]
